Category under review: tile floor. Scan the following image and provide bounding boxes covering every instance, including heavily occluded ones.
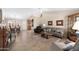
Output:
[10,31,62,51]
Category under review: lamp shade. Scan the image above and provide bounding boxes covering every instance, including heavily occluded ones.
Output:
[43,24,46,27]
[72,21,79,30]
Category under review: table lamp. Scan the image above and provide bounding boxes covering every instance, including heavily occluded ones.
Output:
[72,21,79,30]
[72,21,79,37]
[72,21,79,51]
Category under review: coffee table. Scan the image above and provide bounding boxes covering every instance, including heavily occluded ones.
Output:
[41,32,53,39]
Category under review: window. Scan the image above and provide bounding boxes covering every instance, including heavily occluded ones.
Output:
[76,16,79,21]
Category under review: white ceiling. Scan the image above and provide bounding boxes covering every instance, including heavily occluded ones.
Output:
[42,8,79,12]
[2,8,79,20]
[2,8,41,20]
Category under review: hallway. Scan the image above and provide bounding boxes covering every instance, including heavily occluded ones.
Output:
[10,31,60,51]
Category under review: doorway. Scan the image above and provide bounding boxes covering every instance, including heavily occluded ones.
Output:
[27,19,34,30]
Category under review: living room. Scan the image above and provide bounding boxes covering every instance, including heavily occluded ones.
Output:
[0,8,79,51]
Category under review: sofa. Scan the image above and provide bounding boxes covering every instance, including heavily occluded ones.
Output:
[43,27,65,38]
[34,26,44,33]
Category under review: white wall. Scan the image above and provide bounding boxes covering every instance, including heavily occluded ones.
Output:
[2,8,79,30]
[34,10,79,29]
[33,17,42,28]
[41,12,67,28]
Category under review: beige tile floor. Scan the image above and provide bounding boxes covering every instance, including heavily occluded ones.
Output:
[10,31,61,51]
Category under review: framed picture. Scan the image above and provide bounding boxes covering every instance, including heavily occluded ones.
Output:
[48,21,52,25]
[56,20,63,26]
